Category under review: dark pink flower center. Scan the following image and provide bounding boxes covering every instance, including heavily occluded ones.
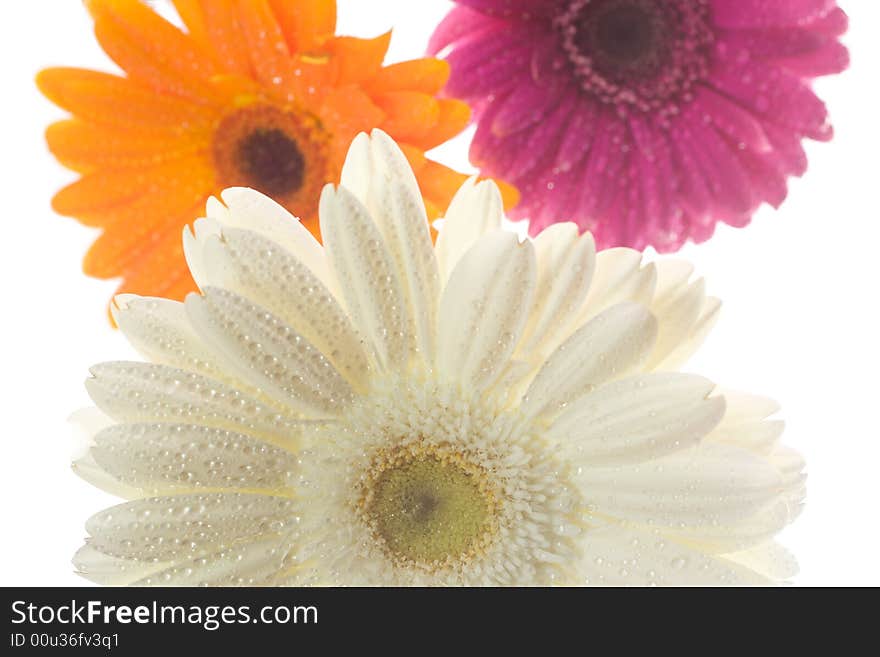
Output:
[591,3,665,71]
[557,0,714,116]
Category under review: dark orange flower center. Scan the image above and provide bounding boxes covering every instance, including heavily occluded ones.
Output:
[212,104,332,220]
[236,128,306,197]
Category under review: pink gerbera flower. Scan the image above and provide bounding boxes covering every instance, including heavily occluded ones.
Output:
[430,0,849,251]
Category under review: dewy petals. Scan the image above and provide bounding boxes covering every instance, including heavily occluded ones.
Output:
[73,130,803,586]
[37,0,517,310]
[431,0,849,251]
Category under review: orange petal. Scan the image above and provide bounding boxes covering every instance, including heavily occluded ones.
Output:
[425,200,443,226]
[115,224,198,302]
[233,0,289,82]
[320,86,385,162]
[208,73,265,103]
[86,0,222,102]
[416,160,520,215]
[116,265,197,306]
[298,210,321,241]
[232,0,328,104]
[36,68,217,133]
[397,143,428,174]
[171,0,212,51]
[416,159,468,216]
[84,199,206,279]
[194,0,255,76]
[494,178,520,211]
[366,58,450,95]
[329,33,391,86]
[290,55,338,106]
[53,158,217,219]
[408,99,471,151]
[375,91,440,140]
[45,120,208,171]
[269,0,336,52]
[82,157,214,278]
[53,171,146,218]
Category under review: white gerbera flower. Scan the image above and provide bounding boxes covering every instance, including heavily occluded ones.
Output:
[73,130,803,586]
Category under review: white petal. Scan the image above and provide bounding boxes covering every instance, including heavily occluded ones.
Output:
[182,217,221,289]
[651,259,694,300]
[70,407,115,459]
[437,231,536,391]
[651,296,721,371]
[86,362,312,448]
[70,409,140,497]
[319,185,413,372]
[661,498,796,553]
[112,295,236,384]
[133,535,292,586]
[375,179,440,362]
[85,493,295,562]
[191,227,372,390]
[338,132,372,203]
[72,451,142,500]
[486,359,535,407]
[186,288,353,417]
[717,390,781,424]
[709,419,785,455]
[521,303,658,422]
[434,177,503,284]
[578,443,784,527]
[578,526,771,586]
[724,542,799,581]
[340,129,423,224]
[339,131,440,363]
[708,389,785,456]
[579,248,656,322]
[517,224,596,359]
[646,265,709,370]
[550,373,724,465]
[89,423,298,494]
[217,188,329,285]
[205,195,230,221]
[73,544,165,585]
[770,445,807,497]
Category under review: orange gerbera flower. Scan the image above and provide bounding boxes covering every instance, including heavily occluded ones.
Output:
[38,0,517,305]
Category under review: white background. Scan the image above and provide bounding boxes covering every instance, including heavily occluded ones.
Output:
[0,0,877,586]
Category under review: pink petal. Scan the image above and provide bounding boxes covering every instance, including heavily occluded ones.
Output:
[739,151,790,209]
[775,41,849,77]
[692,86,771,152]
[629,115,676,232]
[506,93,578,179]
[717,27,849,76]
[683,109,755,214]
[491,72,563,136]
[446,34,534,97]
[427,6,497,55]
[809,7,849,37]
[671,137,712,218]
[763,124,809,177]
[575,113,629,221]
[711,0,836,29]
[710,55,832,141]
[553,98,602,173]
[456,0,561,18]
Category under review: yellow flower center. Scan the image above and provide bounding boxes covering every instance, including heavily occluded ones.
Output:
[211,103,332,222]
[359,443,498,568]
